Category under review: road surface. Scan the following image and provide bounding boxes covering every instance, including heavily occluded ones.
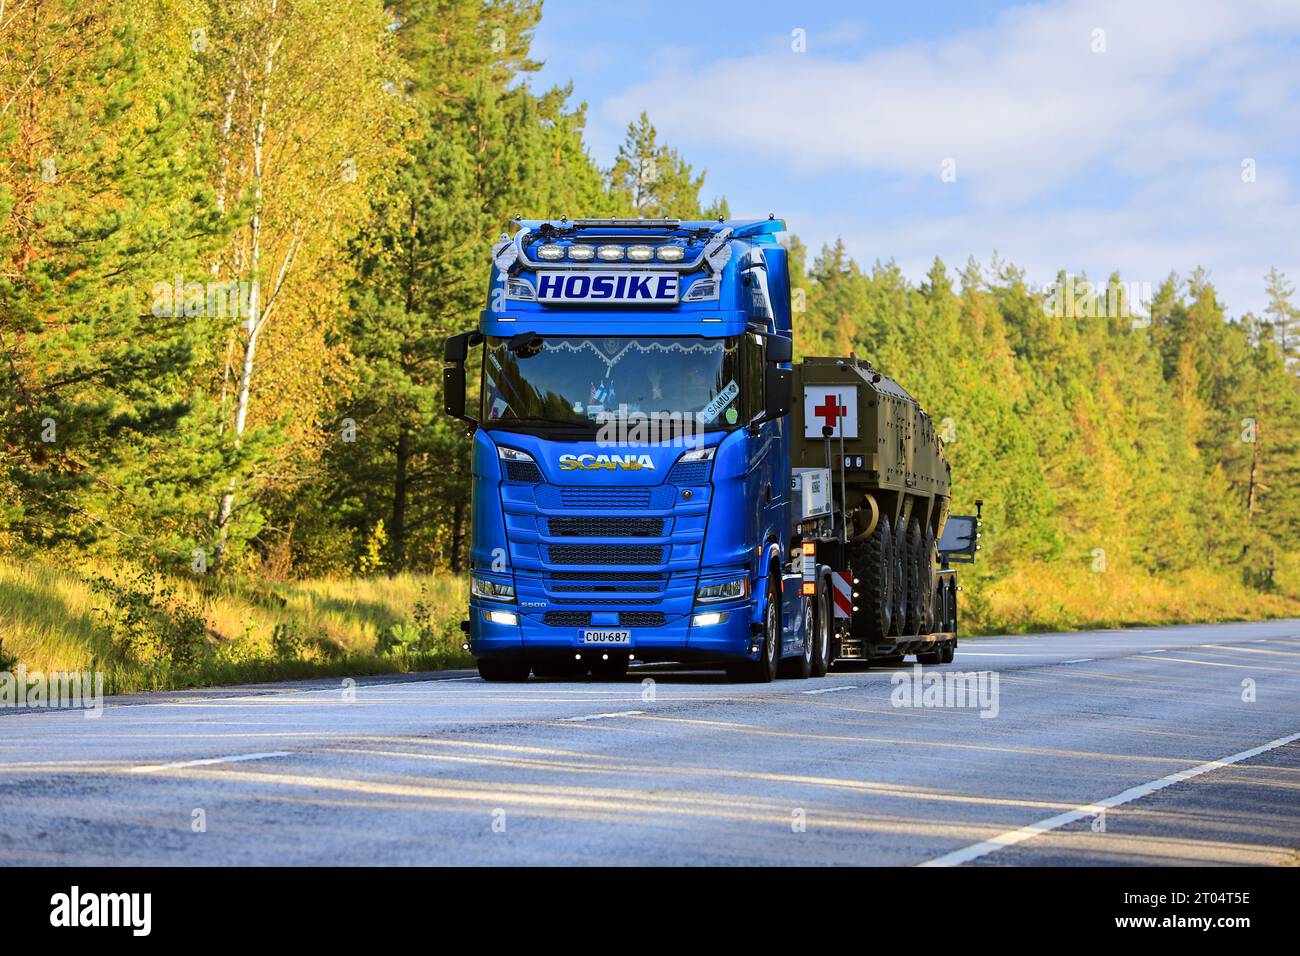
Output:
[2,620,1298,866]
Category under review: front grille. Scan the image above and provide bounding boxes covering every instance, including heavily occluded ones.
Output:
[547,544,663,566]
[547,571,665,593]
[544,611,591,627]
[559,487,651,509]
[666,460,711,484]
[504,460,542,483]
[534,484,677,511]
[547,517,664,537]
[619,611,665,627]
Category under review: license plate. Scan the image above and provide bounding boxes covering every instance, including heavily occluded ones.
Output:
[581,629,631,645]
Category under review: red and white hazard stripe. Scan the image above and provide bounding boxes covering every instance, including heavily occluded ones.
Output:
[832,572,852,618]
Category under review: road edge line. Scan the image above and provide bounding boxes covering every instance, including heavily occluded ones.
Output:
[917,730,1300,867]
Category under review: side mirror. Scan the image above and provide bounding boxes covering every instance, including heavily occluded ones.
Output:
[444,365,467,420]
[765,334,792,365]
[444,330,481,364]
[764,366,792,420]
[443,330,482,425]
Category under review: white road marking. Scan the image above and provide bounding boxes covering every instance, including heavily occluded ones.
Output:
[1145,649,1168,654]
[802,685,860,695]
[918,730,1300,867]
[1062,658,1093,664]
[559,710,645,722]
[129,751,292,774]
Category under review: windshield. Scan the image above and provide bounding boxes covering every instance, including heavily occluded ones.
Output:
[481,334,761,434]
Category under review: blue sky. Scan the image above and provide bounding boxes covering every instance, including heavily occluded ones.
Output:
[529,0,1300,317]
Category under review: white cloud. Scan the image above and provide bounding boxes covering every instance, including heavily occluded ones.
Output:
[598,0,1300,313]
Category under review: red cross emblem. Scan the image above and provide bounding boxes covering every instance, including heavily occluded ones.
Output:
[814,394,847,431]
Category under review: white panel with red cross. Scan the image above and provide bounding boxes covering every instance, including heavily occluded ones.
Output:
[803,385,859,439]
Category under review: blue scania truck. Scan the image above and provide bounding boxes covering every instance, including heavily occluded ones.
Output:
[444,217,980,682]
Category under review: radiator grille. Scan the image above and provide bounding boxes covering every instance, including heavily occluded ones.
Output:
[547,517,664,537]
[543,611,590,627]
[619,611,666,627]
[547,545,663,566]
[534,485,676,510]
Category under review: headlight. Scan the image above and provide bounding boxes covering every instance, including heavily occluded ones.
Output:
[692,611,730,627]
[678,446,715,463]
[536,244,565,260]
[505,277,535,300]
[596,245,624,261]
[682,277,720,302]
[657,245,685,262]
[626,245,654,261]
[696,577,748,602]
[472,577,516,602]
[497,446,535,462]
[569,244,595,261]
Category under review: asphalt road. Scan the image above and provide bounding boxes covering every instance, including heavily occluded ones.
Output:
[2,619,1298,866]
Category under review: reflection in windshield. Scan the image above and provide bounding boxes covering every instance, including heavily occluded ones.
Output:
[482,335,758,433]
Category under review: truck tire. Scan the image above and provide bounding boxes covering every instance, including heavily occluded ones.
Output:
[889,519,909,637]
[921,528,937,633]
[940,639,955,663]
[477,658,531,682]
[810,581,831,677]
[850,515,892,641]
[728,574,780,683]
[917,642,943,665]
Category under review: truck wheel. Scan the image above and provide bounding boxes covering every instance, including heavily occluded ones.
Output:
[779,598,813,679]
[917,644,943,665]
[728,575,780,683]
[940,640,955,664]
[810,582,831,677]
[850,515,892,641]
[477,658,531,682]
[889,519,910,637]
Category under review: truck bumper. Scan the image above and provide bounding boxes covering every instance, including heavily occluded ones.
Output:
[468,601,757,664]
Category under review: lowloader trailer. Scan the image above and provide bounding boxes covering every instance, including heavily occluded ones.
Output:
[443,217,981,682]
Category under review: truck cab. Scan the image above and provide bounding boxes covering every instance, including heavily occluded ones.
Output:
[444,218,819,681]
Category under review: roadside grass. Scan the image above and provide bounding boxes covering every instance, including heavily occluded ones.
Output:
[967,561,1300,634]
[3,553,1297,694]
[0,557,472,694]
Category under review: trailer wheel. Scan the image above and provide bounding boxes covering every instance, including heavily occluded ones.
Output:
[940,640,955,664]
[917,642,943,665]
[810,580,831,677]
[849,515,892,641]
[728,574,780,683]
[477,659,531,682]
